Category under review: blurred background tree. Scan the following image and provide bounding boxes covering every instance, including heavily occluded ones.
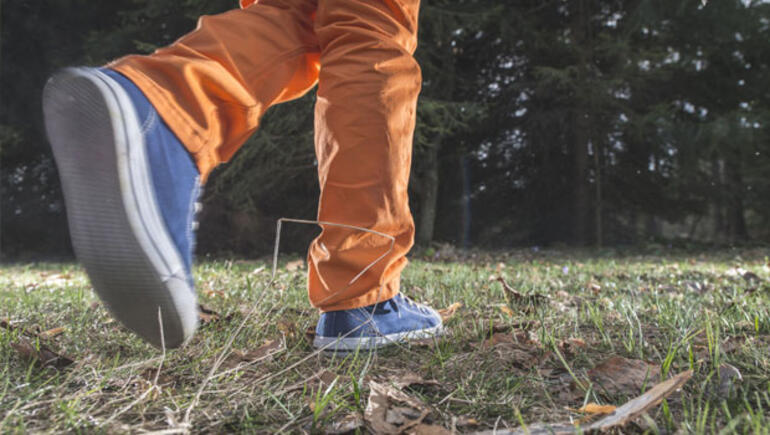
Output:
[2,0,768,259]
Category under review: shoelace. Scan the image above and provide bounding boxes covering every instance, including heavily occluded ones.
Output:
[401,295,427,312]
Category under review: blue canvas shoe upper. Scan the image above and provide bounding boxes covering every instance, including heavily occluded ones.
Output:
[314,293,443,350]
[101,69,201,276]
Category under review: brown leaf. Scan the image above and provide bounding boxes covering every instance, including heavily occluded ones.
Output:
[408,424,451,435]
[587,356,661,396]
[0,318,15,331]
[239,338,285,361]
[477,332,542,370]
[11,337,74,370]
[198,304,220,323]
[437,302,462,322]
[39,326,65,339]
[587,370,692,430]
[305,325,316,344]
[389,372,441,390]
[285,259,304,272]
[471,371,692,435]
[225,338,285,368]
[277,319,297,339]
[203,289,228,299]
[716,363,742,397]
[455,416,479,427]
[140,367,176,386]
[571,403,617,415]
[489,320,540,334]
[481,331,539,349]
[365,381,430,434]
[499,305,515,317]
[327,413,365,434]
[558,338,586,357]
[497,277,548,312]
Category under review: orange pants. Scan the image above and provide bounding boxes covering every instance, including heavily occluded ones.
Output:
[109,0,421,312]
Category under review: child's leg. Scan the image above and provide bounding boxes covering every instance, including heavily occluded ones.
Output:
[110,0,321,182]
[308,0,422,312]
[44,0,321,347]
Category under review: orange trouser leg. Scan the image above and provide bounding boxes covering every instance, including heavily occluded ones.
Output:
[109,0,421,312]
[109,0,321,182]
[308,0,422,311]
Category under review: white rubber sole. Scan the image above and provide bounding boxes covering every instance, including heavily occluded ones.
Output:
[43,68,198,348]
[312,324,443,352]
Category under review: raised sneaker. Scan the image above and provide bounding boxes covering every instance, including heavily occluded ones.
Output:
[43,68,201,348]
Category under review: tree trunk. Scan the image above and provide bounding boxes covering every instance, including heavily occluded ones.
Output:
[593,140,603,247]
[711,157,725,241]
[459,154,471,249]
[572,0,591,245]
[725,151,748,241]
[573,116,591,245]
[416,143,440,246]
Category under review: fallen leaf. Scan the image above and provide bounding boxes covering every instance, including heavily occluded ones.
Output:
[496,277,548,312]
[11,337,74,370]
[140,367,176,386]
[39,326,65,339]
[716,363,742,397]
[587,356,661,396]
[437,302,462,322]
[327,413,365,434]
[239,339,285,361]
[489,320,540,334]
[470,370,692,435]
[39,272,74,287]
[725,267,747,279]
[499,305,514,317]
[0,318,15,331]
[477,332,543,369]
[558,338,586,357]
[203,289,228,299]
[692,334,746,359]
[481,331,539,349]
[587,370,692,430]
[570,403,617,415]
[365,381,430,434]
[388,372,441,390]
[277,319,297,340]
[286,259,304,271]
[198,304,220,324]
[409,424,451,435]
[305,325,316,344]
[742,271,761,283]
[455,416,479,427]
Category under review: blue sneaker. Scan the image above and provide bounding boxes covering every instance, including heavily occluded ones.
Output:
[43,68,200,348]
[313,293,443,351]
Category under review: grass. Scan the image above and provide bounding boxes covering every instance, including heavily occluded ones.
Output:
[1,246,770,433]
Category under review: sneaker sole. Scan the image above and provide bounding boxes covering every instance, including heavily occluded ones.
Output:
[312,324,443,352]
[43,68,198,348]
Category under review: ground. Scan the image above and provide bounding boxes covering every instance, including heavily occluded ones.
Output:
[1,247,769,433]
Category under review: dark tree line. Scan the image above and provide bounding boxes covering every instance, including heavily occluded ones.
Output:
[2,0,769,258]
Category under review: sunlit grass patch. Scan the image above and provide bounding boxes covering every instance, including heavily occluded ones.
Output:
[1,248,769,432]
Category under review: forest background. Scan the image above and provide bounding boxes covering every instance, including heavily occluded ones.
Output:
[2,0,769,259]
